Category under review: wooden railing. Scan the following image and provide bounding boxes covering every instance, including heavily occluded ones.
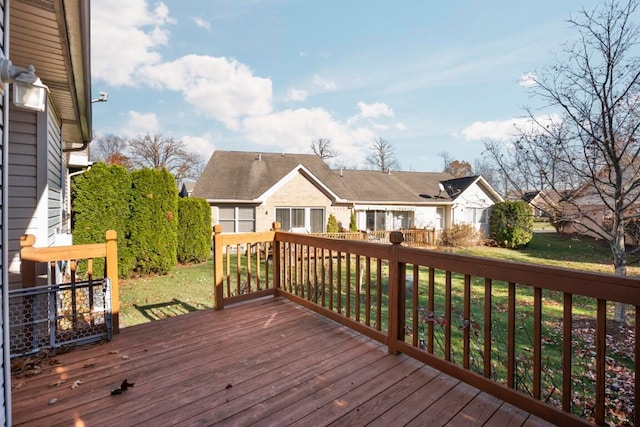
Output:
[212,223,640,426]
[311,228,437,247]
[20,230,120,333]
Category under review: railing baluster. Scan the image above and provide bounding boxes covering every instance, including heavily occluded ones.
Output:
[428,267,435,354]
[508,282,516,389]
[484,278,492,378]
[355,255,361,322]
[365,257,371,326]
[246,244,252,293]
[320,248,325,306]
[376,258,382,331]
[413,266,419,348]
[313,246,319,304]
[225,249,231,297]
[329,249,334,310]
[256,243,261,291]
[595,298,606,425]
[235,244,241,295]
[337,253,342,315]
[533,287,542,400]
[305,245,311,300]
[445,270,452,361]
[562,292,572,413]
[346,253,351,318]
[463,274,471,369]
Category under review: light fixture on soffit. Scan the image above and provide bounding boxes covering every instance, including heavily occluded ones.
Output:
[0,54,49,112]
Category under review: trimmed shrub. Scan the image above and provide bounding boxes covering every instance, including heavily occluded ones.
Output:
[490,200,534,248]
[177,198,211,264]
[439,224,483,247]
[128,168,178,275]
[71,162,133,277]
[327,214,339,233]
[349,213,358,231]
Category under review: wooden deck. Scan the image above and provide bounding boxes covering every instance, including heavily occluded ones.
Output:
[11,297,556,426]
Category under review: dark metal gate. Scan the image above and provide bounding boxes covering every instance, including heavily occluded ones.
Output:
[8,279,112,357]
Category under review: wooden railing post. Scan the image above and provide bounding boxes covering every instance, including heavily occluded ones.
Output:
[20,234,37,288]
[272,221,282,292]
[105,230,119,334]
[387,231,405,354]
[213,225,224,310]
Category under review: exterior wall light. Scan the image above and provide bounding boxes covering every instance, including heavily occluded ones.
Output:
[0,55,49,112]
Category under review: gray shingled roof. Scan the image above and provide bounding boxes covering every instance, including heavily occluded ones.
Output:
[192,150,459,203]
[335,170,454,202]
[191,151,351,201]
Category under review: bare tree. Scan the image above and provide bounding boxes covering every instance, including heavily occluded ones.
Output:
[311,138,340,160]
[90,134,128,164]
[128,133,204,182]
[366,137,399,171]
[492,0,640,322]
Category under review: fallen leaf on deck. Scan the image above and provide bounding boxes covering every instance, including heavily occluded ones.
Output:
[225,384,232,389]
[49,380,65,387]
[48,398,58,405]
[12,381,25,390]
[83,363,95,368]
[70,380,83,389]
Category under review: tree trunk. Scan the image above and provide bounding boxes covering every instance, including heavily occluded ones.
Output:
[613,233,628,324]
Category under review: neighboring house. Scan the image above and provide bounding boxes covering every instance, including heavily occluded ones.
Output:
[0,1,93,423]
[192,151,503,235]
[179,181,196,198]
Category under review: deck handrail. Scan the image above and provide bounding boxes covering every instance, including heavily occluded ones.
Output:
[19,230,120,333]
[213,222,640,426]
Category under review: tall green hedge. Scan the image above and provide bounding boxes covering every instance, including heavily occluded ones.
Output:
[177,197,211,264]
[489,200,534,249]
[71,162,133,277]
[128,168,178,275]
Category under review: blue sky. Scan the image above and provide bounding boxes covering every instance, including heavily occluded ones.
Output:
[90,0,601,172]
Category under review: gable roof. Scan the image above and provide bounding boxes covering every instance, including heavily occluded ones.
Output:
[191,151,351,202]
[441,175,504,203]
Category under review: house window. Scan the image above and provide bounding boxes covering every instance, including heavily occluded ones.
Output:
[465,207,487,225]
[219,206,255,232]
[276,207,324,232]
[366,211,386,231]
[435,207,445,229]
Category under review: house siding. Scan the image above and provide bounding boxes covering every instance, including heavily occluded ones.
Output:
[0,0,9,422]
[46,105,63,243]
[7,106,44,289]
[258,172,349,232]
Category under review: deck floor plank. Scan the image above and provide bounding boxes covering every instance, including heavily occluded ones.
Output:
[11,297,553,426]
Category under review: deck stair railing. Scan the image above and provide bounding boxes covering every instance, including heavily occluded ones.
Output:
[17,230,120,336]
[213,222,640,427]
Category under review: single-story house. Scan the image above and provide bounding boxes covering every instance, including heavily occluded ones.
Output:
[0,0,93,422]
[192,151,503,235]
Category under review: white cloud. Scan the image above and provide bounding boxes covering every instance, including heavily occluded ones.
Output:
[395,122,407,131]
[193,17,211,30]
[122,111,161,136]
[286,88,308,102]
[460,115,562,141]
[299,51,309,57]
[140,54,273,130]
[181,134,216,160]
[519,72,538,88]
[241,108,374,160]
[91,0,174,86]
[313,74,337,91]
[357,101,394,119]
